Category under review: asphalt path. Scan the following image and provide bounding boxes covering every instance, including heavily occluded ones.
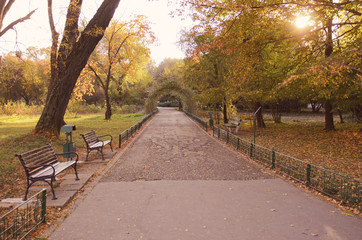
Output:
[50,108,361,240]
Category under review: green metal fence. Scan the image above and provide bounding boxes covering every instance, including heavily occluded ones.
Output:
[118,108,159,148]
[182,110,208,131]
[1,189,47,240]
[212,126,361,210]
[183,110,361,210]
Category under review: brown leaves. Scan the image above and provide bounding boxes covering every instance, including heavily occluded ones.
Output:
[238,121,361,181]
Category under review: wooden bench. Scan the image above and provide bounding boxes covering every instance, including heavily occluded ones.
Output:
[80,130,113,161]
[15,144,79,200]
[223,116,242,133]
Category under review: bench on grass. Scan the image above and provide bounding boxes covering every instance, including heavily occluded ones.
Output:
[222,116,242,133]
[80,130,113,161]
[15,144,79,200]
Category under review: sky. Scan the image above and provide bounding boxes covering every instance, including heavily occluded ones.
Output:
[0,0,193,64]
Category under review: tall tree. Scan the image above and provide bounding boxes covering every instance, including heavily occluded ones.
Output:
[87,16,154,120]
[35,0,121,137]
[180,31,234,123]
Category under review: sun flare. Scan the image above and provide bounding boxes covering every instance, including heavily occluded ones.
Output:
[295,15,312,28]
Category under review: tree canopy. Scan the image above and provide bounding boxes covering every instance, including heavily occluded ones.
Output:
[175,0,362,129]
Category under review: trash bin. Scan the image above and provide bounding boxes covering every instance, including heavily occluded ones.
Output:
[61,125,76,160]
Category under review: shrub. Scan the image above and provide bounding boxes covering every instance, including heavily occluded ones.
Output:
[157,100,179,107]
[115,105,143,114]
[0,101,43,115]
[66,101,103,114]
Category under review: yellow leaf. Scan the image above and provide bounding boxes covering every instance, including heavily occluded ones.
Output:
[341,212,354,217]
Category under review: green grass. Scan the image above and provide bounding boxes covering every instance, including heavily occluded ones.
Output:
[0,113,146,199]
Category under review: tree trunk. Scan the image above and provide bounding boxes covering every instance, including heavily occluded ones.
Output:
[223,102,228,124]
[105,92,112,120]
[271,104,282,123]
[178,97,183,110]
[310,100,322,113]
[254,102,266,128]
[46,0,60,103]
[351,105,362,123]
[35,0,121,137]
[324,100,335,131]
[338,109,344,123]
[323,18,335,131]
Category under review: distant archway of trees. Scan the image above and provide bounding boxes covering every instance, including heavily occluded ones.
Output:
[145,80,194,114]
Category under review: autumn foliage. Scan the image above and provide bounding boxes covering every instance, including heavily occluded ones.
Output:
[175,0,361,129]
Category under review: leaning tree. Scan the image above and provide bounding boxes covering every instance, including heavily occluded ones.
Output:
[35,0,121,137]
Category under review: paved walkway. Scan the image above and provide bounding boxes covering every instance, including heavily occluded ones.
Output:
[50,108,361,240]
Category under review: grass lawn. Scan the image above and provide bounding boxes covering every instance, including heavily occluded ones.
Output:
[0,113,146,200]
[232,114,362,181]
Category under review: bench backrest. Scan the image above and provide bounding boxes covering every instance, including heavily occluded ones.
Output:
[230,117,242,125]
[16,144,58,176]
[81,130,99,146]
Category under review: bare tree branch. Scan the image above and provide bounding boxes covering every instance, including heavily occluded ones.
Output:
[3,0,15,18]
[0,8,36,38]
[0,0,15,30]
[46,0,59,103]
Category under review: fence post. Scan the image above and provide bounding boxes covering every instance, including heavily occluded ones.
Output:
[272,151,275,169]
[306,164,311,187]
[237,138,240,151]
[41,189,47,223]
[126,130,129,140]
[119,135,122,148]
[218,128,220,139]
[250,143,254,158]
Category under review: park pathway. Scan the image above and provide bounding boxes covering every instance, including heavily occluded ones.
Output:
[50,108,361,240]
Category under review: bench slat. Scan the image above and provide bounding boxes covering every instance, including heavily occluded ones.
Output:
[89,140,111,149]
[31,161,76,178]
[26,152,58,167]
[19,145,59,176]
[83,130,98,145]
[22,146,55,161]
